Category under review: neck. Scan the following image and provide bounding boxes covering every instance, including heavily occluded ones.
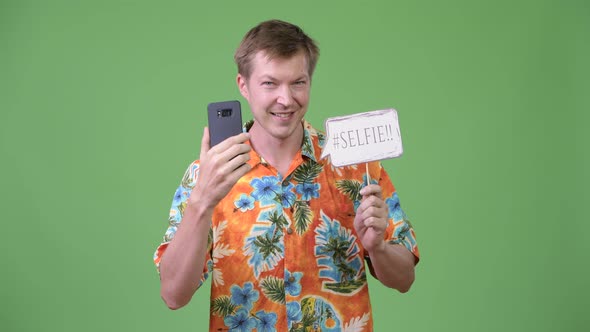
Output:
[249,122,304,175]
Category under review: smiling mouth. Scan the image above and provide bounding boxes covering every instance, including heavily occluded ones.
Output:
[270,112,294,118]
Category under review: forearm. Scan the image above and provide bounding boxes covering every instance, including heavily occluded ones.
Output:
[367,242,416,292]
[159,200,213,309]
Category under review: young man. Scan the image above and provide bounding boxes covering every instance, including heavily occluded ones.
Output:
[154,19,419,331]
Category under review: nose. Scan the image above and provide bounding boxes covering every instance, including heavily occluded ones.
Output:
[276,85,294,107]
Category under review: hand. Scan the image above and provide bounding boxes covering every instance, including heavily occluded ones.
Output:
[189,127,252,209]
[353,184,389,254]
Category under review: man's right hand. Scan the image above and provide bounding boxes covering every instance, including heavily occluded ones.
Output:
[159,128,251,310]
[190,127,252,210]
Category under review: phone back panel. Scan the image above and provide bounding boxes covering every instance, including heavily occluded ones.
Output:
[207,100,243,147]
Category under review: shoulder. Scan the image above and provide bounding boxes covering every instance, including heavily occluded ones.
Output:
[302,120,327,162]
[305,121,327,145]
[179,160,201,188]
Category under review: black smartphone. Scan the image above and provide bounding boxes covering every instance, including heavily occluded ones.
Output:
[207,100,243,147]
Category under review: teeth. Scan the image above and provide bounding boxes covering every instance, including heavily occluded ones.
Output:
[273,113,290,118]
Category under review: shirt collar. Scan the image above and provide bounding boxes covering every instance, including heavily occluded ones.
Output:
[243,119,323,167]
[301,120,322,163]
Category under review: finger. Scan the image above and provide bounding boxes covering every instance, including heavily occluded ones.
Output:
[354,213,367,232]
[221,151,251,174]
[226,141,252,159]
[208,143,250,170]
[361,205,388,221]
[360,184,382,199]
[223,161,252,185]
[200,127,211,160]
[363,216,387,231]
[360,195,385,211]
[210,132,251,153]
[359,196,387,217]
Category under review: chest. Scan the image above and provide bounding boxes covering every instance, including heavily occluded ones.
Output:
[211,160,362,257]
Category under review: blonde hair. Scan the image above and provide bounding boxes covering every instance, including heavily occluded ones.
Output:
[234,20,320,79]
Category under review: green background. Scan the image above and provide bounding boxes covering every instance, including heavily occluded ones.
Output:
[1,0,588,331]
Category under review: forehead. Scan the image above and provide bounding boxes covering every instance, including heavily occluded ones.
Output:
[249,51,309,78]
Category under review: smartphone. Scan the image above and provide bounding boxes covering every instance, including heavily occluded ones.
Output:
[207,100,243,147]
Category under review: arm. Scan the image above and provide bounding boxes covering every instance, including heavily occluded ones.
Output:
[158,128,251,309]
[354,185,416,292]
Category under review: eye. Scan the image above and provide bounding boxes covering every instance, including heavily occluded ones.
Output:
[261,81,275,86]
[293,80,308,89]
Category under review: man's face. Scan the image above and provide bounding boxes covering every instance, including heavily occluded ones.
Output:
[237,51,311,142]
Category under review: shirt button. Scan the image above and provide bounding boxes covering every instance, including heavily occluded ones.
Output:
[286,227,293,235]
[288,276,295,283]
[282,180,289,186]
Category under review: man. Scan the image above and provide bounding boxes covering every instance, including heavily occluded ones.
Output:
[154,19,419,331]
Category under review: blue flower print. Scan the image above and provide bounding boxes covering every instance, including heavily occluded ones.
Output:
[254,310,277,332]
[234,194,255,212]
[318,131,326,148]
[172,186,189,206]
[286,301,303,328]
[280,182,296,208]
[224,308,257,332]
[295,182,320,201]
[393,223,408,239]
[251,176,280,203]
[392,222,416,250]
[202,259,213,282]
[362,173,378,187]
[385,192,404,221]
[164,226,177,242]
[284,270,303,296]
[230,282,259,311]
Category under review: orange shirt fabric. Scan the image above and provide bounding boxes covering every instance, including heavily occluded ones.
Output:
[154,120,419,331]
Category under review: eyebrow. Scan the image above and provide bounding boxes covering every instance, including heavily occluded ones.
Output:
[259,74,309,81]
[259,75,278,81]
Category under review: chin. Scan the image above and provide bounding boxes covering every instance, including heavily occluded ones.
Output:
[272,124,301,140]
[271,130,296,140]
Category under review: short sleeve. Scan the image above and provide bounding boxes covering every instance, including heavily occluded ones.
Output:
[153,161,213,288]
[376,164,420,263]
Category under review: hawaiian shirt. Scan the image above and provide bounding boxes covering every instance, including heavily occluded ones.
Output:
[154,120,419,332]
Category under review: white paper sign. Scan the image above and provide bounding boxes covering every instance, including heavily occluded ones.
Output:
[320,109,403,167]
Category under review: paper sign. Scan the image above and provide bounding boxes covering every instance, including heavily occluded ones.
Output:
[320,109,403,167]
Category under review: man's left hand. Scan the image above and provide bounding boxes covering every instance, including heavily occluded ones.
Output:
[353,184,389,253]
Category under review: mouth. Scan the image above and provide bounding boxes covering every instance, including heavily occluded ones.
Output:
[270,111,295,119]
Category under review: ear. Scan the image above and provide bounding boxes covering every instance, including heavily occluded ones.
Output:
[237,74,249,100]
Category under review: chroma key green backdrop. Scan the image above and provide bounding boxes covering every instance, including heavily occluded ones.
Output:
[1,0,588,331]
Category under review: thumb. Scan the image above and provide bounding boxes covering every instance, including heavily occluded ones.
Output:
[200,127,211,159]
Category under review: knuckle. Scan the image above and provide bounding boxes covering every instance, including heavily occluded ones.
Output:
[233,133,247,144]
[211,156,223,168]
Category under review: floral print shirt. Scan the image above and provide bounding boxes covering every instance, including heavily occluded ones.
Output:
[154,120,419,331]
